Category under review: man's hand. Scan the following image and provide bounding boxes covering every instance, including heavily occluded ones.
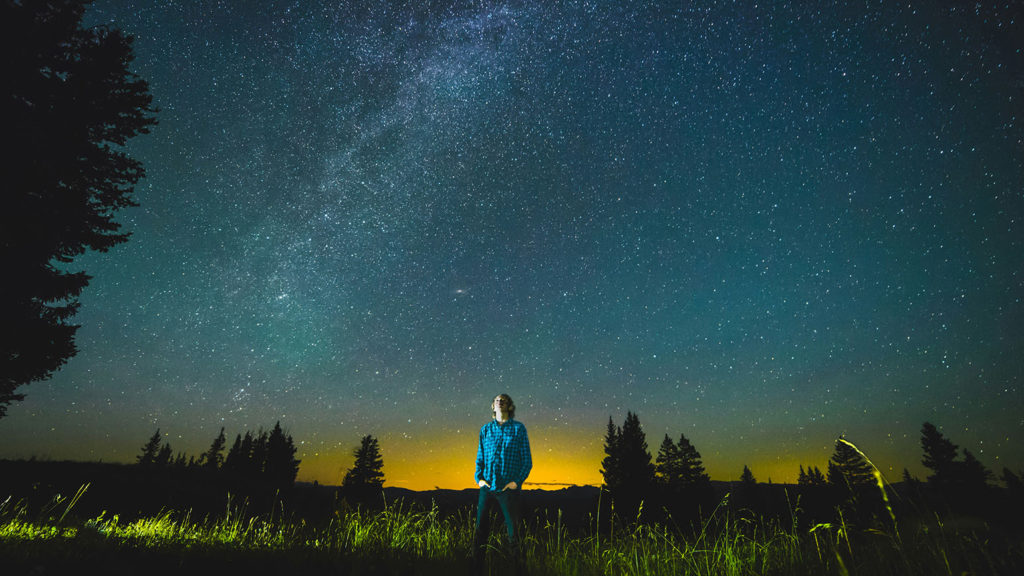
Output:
[478,479,490,488]
[502,481,518,491]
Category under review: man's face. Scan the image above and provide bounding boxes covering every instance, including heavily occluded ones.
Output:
[493,396,507,416]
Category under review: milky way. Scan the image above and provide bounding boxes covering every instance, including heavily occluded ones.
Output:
[2,1,1021,489]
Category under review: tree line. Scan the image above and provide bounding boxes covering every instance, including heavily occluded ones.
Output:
[136,426,386,507]
[135,422,300,504]
[599,412,1024,528]
[119,413,1022,529]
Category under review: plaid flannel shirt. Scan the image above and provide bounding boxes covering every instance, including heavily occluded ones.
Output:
[475,418,532,490]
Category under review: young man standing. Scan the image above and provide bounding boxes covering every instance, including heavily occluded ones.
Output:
[473,393,532,572]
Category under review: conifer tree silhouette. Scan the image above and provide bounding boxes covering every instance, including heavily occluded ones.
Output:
[1,0,156,417]
[656,433,710,489]
[137,429,162,467]
[600,416,622,491]
[154,442,173,469]
[266,421,300,492]
[201,427,226,470]
[343,434,384,503]
[921,422,959,488]
[828,438,874,494]
[655,432,714,522]
[617,412,655,495]
[739,465,756,486]
[655,434,681,487]
[600,412,654,519]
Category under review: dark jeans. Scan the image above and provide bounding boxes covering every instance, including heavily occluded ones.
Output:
[473,486,522,570]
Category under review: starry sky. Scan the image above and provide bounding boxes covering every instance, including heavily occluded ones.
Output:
[2,0,1022,491]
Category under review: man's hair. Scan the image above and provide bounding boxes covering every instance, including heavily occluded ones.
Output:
[492,393,516,419]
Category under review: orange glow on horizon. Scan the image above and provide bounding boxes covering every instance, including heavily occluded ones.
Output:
[297,426,607,491]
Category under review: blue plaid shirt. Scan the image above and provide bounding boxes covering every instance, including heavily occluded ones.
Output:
[475,418,532,491]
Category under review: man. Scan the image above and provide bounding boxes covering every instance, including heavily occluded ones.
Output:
[474,393,532,572]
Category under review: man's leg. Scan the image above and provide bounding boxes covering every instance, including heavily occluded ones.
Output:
[472,487,490,571]
[495,488,524,572]
[494,489,520,544]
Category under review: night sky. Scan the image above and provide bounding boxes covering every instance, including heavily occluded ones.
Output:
[2,0,1022,491]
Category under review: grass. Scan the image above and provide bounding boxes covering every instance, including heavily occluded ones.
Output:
[3,482,1023,576]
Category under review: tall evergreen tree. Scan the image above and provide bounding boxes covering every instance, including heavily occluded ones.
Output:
[921,422,959,487]
[154,442,173,469]
[201,427,226,470]
[676,433,709,486]
[739,465,756,487]
[600,412,658,520]
[828,438,874,492]
[239,431,257,475]
[617,411,655,495]
[221,432,248,491]
[223,434,245,474]
[600,416,622,491]
[654,431,714,521]
[657,433,710,488]
[735,465,757,508]
[343,434,385,496]
[655,434,680,487]
[265,421,301,491]
[137,428,162,467]
[1,0,156,417]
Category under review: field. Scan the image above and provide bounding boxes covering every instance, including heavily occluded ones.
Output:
[3,481,1023,576]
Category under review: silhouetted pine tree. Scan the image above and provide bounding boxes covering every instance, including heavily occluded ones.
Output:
[655,432,714,524]
[739,465,756,486]
[618,412,655,494]
[343,435,384,505]
[137,429,162,468]
[154,443,173,469]
[265,421,300,492]
[238,431,257,476]
[252,429,269,475]
[600,416,623,491]
[676,434,710,486]
[222,433,248,491]
[600,412,655,519]
[223,434,245,473]
[921,422,959,488]
[201,427,226,471]
[734,464,758,512]
[919,421,997,512]
[655,434,680,487]
[1,0,156,418]
[828,438,874,494]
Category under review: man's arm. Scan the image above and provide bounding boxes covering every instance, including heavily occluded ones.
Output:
[508,424,531,489]
[475,427,490,488]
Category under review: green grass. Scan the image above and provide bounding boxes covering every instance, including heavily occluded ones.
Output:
[1,485,1022,575]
